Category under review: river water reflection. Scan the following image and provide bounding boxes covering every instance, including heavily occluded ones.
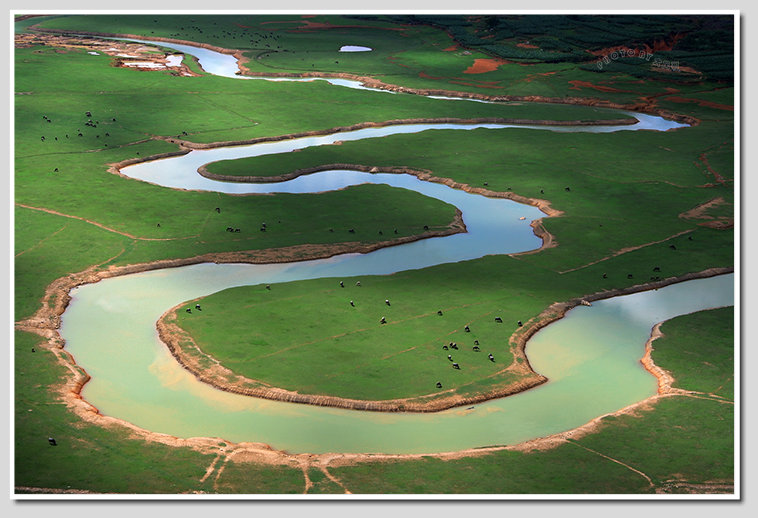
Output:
[57,35,732,455]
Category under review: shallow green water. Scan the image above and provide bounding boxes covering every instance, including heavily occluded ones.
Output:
[56,35,730,455]
[61,257,732,455]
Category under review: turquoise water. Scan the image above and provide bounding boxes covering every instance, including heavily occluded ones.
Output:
[56,35,731,455]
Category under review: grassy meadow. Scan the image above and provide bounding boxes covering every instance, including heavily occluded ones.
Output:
[13,14,735,495]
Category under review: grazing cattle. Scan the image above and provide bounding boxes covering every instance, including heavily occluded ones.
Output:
[602,273,608,279]
[448,355,453,361]
[195,304,201,311]
[484,182,488,186]
[215,207,221,213]
[517,321,523,327]
[474,340,479,345]
[356,281,361,287]
[329,228,334,232]
[670,244,677,250]
[495,317,503,323]
[234,228,240,233]
[464,325,470,332]
[385,299,391,306]
[451,343,458,350]
[380,317,386,324]
[423,225,429,231]
[437,310,443,316]
[260,227,266,232]
[226,227,233,232]
[348,228,355,233]
[653,266,660,272]
[186,308,191,313]
[157,223,161,227]
[565,187,571,192]
[379,231,383,235]
[350,300,354,307]
[436,382,442,388]
[442,345,448,350]
[452,363,460,369]
[488,354,495,362]
[540,189,544,194]
[688,236,693,241]
[627,274,633,279]
[340,281,344,287]
[41,136,45,141]
[54,168,58,172]
[265,285,271,290]
[473,346,480,352]
[31,348,35,353]
[394,229,398,234]
[48,437,57,446]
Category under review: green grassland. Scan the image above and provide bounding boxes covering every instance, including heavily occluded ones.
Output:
[14,14,734,494]
[326,306,734,494]
[182,112,733,402]
[15,306,733,494]
[653,306,734,400]
[30,14,732,102]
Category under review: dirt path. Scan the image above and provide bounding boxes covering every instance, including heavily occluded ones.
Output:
[557,229,694,274]
[16,203,199,242]
[15,222,69,258]
[567,441,655,489]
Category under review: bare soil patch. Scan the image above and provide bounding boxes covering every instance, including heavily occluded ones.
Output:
[463,58,511,74]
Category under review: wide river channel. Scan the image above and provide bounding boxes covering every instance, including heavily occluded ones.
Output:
[59,37,734,455]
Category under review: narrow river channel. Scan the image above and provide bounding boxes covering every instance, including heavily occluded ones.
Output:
[58,36,733,455]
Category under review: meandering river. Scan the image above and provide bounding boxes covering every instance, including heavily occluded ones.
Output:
[58,36,732,455]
